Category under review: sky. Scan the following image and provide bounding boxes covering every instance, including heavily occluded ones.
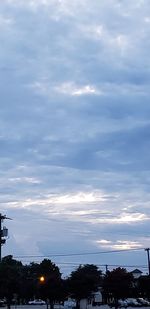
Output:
[1,0,150,276]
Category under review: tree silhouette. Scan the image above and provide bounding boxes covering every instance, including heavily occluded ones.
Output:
[38,259,63,309]
[103,267,133,305]
[68,264,102,308]
[0,255,23,309]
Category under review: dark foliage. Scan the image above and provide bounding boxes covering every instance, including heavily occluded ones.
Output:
[0,255,149,308]
[68,264,102,301]
[103,267,134,301]
[138,275,150,298]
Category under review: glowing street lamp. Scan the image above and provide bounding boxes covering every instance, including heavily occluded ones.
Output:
[39,276,45,283]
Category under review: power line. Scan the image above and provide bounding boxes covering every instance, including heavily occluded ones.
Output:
[14,247,145,259]
[58,263,148,268]
[14,260,148,268]
[13,258,148,271]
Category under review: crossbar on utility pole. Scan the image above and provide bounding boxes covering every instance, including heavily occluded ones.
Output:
[0,213,11,262]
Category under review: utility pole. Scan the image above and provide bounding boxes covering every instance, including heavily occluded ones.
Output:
[0,213,11,262]
[145,248,150,276]
[105,264,108,274]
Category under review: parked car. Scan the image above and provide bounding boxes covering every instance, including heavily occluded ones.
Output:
[64,299,76,308]
[118,299,128,307]
[137,298,150,306]
[0,300,5,307]
[125,298,141,307]
[28,299,46,305]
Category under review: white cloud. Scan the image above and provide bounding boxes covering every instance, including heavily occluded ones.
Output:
[54,82,100,96]
[29,81,100,97]
[9,177,41,184]
[112,241,142,250]
[91,213,149,225]
[96,239,142,250]
[96,239,112,245]
[5,190,108,210]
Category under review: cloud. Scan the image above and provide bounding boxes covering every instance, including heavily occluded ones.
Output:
[54,82,100,96]
[96,239,143,250]
[0,0,150,275]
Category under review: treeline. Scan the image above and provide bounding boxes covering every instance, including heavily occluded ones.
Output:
[0,255,150,308]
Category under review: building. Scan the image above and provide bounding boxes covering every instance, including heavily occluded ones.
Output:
[131,269,143,280]
[80,289,103,309]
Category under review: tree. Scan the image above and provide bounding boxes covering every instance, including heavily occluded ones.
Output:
[18,262,41,303]
[38,259,63,309]
[68,264,102,307]
[103,267,133,306]
[138,275,150,299]
[0,255,23,309]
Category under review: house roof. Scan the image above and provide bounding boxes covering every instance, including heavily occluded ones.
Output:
[131,269,142,274]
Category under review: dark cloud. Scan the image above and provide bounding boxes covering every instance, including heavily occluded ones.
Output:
[0,0,150,275]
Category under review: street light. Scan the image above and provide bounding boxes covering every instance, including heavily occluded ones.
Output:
[39,276,49,309]
[39,276,45,283]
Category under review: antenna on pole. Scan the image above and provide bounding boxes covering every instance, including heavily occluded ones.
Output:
[0,213,12,262]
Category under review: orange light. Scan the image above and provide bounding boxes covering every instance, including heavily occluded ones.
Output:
[39,276,45,283]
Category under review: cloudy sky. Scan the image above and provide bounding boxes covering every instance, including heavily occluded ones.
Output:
[1,0,150,276]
